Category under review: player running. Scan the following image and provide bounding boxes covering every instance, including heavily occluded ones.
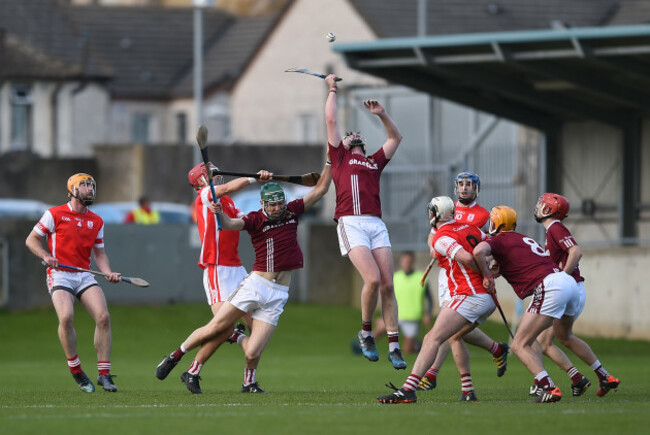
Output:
[26,173,121,393]
[156,161,331,393]
[531,193,620,397]
[325,74,407,370]
[473,205,619,402]
[377,196,496,404]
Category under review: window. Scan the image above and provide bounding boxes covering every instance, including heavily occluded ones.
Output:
[131,113,150,142]
[10,85,33,151]
[176,112,187,143]
[294,112,317,144]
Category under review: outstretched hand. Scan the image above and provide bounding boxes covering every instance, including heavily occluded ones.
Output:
[364,99,385,116]
[325,74,339,88]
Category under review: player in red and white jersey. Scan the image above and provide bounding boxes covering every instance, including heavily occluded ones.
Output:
[532,193,619,398]
[378,196,496,404]
[156,163,272,394]
[325,74,407,370]
[422,172,509,391]
[473,205,618,402]
[156,162,331,393]
[25,173,121,393]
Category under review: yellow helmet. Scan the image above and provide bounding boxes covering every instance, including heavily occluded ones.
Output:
[67,173,96,206]
[488,206,517,235]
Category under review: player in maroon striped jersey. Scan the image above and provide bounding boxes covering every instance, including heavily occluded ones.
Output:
[325,74,407,370]
[156,161,331,393]
[156,163,271,394]
[474,205,618,402]
[533,193,619,397]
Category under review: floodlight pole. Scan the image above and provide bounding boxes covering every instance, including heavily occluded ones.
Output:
[193,0,208,164]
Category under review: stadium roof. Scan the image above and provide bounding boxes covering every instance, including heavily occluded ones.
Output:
[334,24,650,131]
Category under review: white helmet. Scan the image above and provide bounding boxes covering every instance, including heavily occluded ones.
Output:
[427,196,455,227]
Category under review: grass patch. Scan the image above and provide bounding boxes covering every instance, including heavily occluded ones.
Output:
[1,303,648,434]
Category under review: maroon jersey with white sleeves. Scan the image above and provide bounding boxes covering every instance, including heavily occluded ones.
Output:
[242,199,305,272]
[34,203,104,270]
[486,231,560,299]
[329,142,389,220]
[195,189,243,268]
[432,221,487,296]
[545,220,584,283]
[454,201,490,230]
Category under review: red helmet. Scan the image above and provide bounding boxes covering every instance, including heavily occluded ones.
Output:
[188,162,220,191]
[535,193,570,222]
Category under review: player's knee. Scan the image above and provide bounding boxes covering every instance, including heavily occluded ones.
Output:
[245,347,262,361]
[379,283,394,297]
[510,339,524,357]
[58,315,74,329]
[96,311,110,329]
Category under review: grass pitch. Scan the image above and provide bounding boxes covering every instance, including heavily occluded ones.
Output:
[1,303,648,435]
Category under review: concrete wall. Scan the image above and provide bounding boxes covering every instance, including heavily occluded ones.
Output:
[3,216,648,340]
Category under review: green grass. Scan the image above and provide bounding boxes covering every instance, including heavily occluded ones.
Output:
[1,303,648,434]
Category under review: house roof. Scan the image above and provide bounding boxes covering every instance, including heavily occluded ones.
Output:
[0,0,112,80]
[0,0,283,100]
[171,14,279,97]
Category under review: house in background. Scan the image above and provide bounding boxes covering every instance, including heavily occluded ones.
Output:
[0,0,284,157]
[2,0,649,247]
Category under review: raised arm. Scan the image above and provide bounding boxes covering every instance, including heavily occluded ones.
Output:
[325,75,342,147]
[213,170,272,198]
[303,161,332,210]
[364,100,403,159]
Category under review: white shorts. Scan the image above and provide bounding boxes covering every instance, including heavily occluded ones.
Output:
[446,293,495,324]
[227,272,289,326]
[46,269,99,299]
[527,271,580,319]
[398,320,420,338]
[336,215,391,257]
[437,268,450,307]
[203,265,247,305]
[572,281,586,319]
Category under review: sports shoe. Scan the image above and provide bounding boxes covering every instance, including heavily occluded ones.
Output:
[529,384,542,397]
[97,374,118,392]
[571,375,591,397]
[388,349,407,370]
[493,343,509,377]
[72,371,95,393]
[596,375,620,397]
[241,382,265,393]
[357,331,379,362]
[156,354,179,380]
[377,384,417,404]
[416,376,436,391]
[534,386,562,403]
[181,371,202,394]
[458,391,478,402]
[227,323,246,344]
